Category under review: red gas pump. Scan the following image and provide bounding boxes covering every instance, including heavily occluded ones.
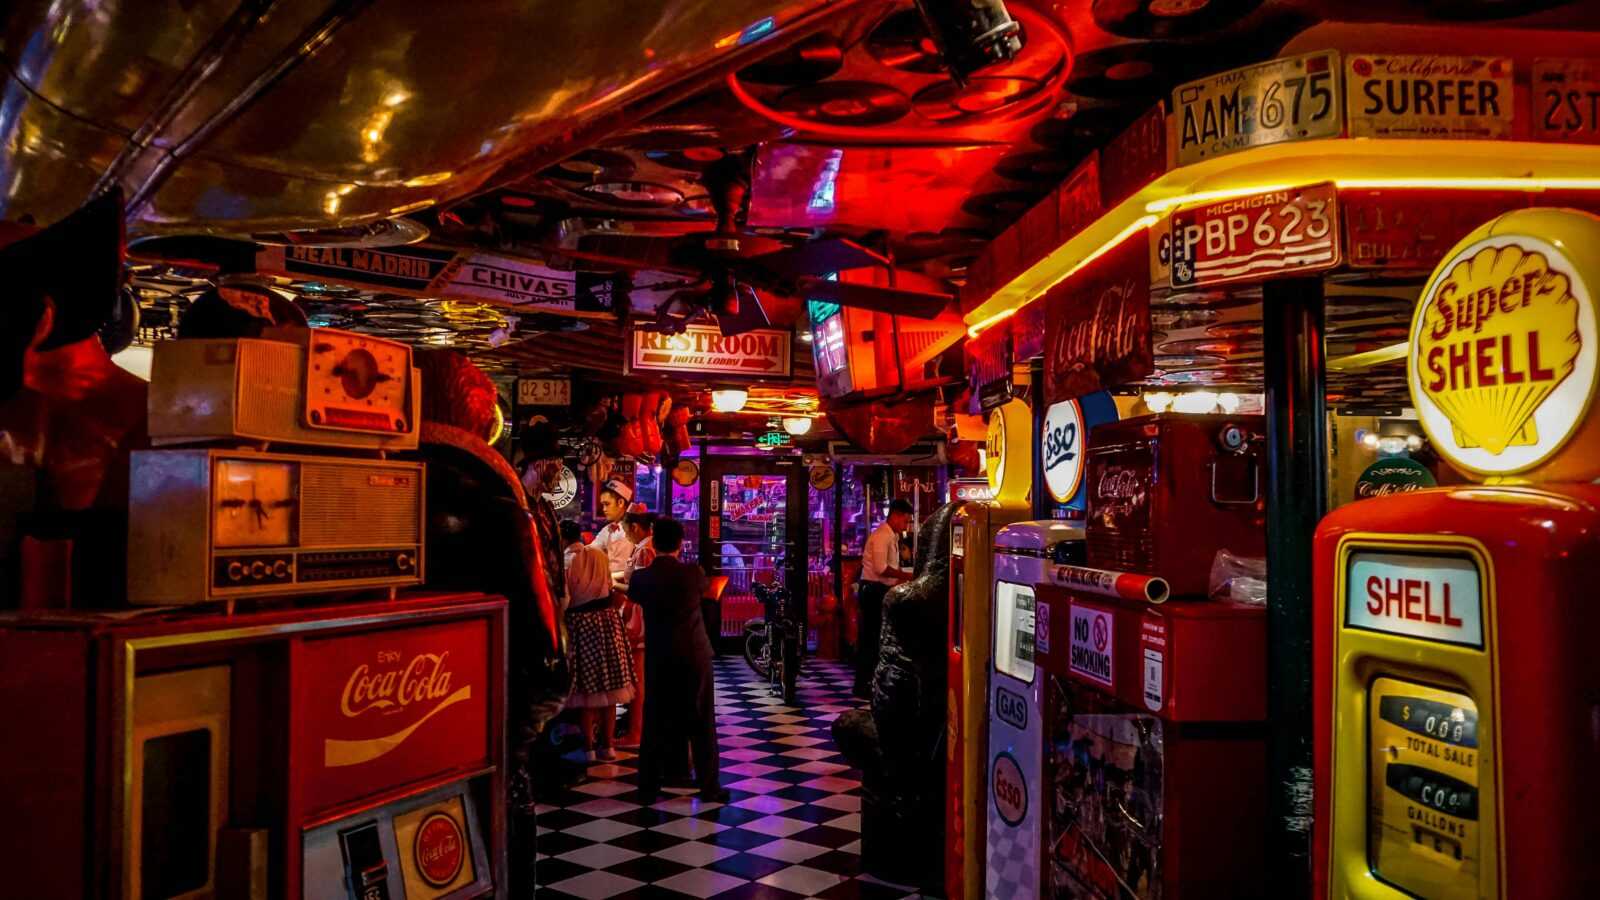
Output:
[1313,209,1600,897]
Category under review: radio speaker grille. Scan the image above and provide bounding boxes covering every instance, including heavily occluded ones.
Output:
[299,462,421,546]
[234,341,304,437]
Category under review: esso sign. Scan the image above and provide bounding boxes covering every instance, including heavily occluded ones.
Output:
[992,752,1028,827]
[1042,400,1085,503]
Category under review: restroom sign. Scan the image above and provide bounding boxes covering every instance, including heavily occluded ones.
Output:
[1069,603,1114,688]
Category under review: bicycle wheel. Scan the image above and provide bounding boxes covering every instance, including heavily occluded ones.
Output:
[744,628,771,679]
[779,631,800,704]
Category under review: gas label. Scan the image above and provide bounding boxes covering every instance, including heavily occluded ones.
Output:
[1069,603,1115,688]
[995,685,1029,730]
[1346,551,1483,648]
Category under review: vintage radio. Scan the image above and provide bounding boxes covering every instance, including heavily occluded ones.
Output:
[128,448,424,605]
[1085,414,1265,597]
[148,328,420,451]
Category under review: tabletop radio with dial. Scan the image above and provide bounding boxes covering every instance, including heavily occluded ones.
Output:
[148,328,420,451]
[128,448,425,604]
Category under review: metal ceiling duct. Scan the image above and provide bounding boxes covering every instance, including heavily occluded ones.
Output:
[0,0,843,233]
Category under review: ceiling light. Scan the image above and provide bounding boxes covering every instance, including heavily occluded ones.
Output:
[782,417,813,436]
[1144,391,1174,414]
[1173,391,1219,414]
[711,388,749,413]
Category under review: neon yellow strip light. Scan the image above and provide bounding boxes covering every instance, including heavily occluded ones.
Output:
[963,138,1600,329]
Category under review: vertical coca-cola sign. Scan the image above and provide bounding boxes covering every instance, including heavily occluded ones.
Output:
[1044,231,1154,403]
[295,618,491,812]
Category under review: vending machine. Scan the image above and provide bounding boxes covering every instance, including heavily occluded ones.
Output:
[1313,208,1600,897]
[984,519,1083,900]
[948,401,1034,900]
[0,593,507,900]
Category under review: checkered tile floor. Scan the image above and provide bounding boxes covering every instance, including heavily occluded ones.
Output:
[533,658,927,899]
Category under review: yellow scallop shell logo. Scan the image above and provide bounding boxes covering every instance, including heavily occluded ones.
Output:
[1415,243,1580,453]
[1409,208,1600,480]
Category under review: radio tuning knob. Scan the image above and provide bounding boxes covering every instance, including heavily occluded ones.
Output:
[250,561,266,579]
[227,561,245,582]
[273,560,289,578]
[396,553,412,572]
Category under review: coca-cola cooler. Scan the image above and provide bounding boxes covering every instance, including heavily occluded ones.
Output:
[1085,414,1266,598]
[0,593,506,899]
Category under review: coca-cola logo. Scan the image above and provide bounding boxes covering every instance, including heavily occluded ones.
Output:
[1096,467,1145,500]
[414,812,466,887]
[342,651,456,717]
[1051,278,1146,386]
[324,648,474,769]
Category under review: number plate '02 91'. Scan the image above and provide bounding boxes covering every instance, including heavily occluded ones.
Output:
[1169,182,1341,289]
[1173,50,1342,166]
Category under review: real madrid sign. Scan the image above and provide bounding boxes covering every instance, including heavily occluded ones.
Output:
[1409,208,1600,480]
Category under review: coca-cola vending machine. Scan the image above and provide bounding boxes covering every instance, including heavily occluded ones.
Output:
[0,593,506,899]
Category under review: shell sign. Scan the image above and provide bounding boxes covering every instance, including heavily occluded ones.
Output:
[1409,208,1600,480]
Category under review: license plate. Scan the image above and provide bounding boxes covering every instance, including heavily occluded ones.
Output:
[1533,58,1600,144]
[1346,55,1512,140]
[1172,50,1341,166]
[1343,189,1525,271]
[1170,182,1340,288]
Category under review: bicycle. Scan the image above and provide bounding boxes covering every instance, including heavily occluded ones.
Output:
[743,580,801,704]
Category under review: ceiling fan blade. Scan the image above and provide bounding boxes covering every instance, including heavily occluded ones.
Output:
[746,236,886,278]
[716,283,772,336]
[554,240,700,276]
[795,275,952,319]
[126,234,260,273]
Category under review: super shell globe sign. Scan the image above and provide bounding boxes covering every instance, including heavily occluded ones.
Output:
[1408,208,1600,481]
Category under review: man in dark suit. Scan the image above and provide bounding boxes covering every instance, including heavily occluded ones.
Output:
[628,517,728,802]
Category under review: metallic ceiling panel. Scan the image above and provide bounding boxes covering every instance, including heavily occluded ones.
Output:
[0,0,836,230]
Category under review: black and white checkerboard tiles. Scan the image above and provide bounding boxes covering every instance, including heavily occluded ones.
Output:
[532,658,929,899]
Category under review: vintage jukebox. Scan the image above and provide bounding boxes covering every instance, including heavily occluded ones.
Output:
[984,519,1083,900]
[0,593,506,899]
[1314,208,1600,897]
[948,401,1033,900]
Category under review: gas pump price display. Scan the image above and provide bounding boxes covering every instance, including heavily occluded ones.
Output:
[1368,677,1482,893]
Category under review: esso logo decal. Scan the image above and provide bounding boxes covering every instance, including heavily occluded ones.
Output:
[992,752,1028,827]
[995,685,1029,730]
[415,812,466,887]
[1042,400,1085,503]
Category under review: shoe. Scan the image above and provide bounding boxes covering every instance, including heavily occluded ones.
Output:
[594,746,617,762]
[697,786,731,803]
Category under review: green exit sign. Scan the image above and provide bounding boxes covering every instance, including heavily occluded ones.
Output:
[756,431,791,449]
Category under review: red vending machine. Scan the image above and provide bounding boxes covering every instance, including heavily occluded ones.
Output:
[0,593,507,900]
[1314,209,1600,898]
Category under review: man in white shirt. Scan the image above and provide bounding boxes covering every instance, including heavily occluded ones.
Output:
[590,478,635,579]
[855,498,912,696]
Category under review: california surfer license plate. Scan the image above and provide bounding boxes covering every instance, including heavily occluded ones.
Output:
[1173,50,1342,166]
[1170,182,1341,288]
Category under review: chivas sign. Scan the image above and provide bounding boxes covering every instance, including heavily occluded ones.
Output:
[1044,233,1153,404]
[296,619,491,811]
